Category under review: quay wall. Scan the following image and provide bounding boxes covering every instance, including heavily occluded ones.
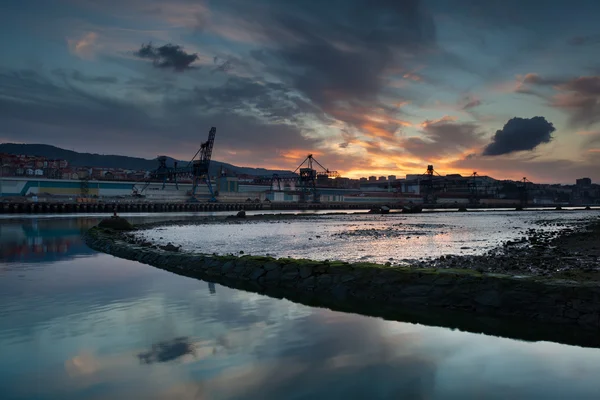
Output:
[86,227,600,333]
[0,201,266,214]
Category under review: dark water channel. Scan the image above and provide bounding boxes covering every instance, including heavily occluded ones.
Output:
[2,214,600,399]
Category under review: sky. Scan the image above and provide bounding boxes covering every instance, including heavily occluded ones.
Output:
[0,0,599,183]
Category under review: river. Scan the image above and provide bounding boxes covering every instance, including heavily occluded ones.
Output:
[2,212,600,399]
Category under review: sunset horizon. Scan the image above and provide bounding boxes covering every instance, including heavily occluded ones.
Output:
[1,0,599,183]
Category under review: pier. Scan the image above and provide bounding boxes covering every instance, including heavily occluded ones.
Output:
[1,199,594,214]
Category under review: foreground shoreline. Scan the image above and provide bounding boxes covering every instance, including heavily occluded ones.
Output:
[85,216,600,347]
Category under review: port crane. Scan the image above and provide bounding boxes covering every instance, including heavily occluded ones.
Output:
[132,127,218,202]
[517,177,533,208]
[418,165,445,204]
[391,165,502,205]
[253,154,339,203]
[294,154,339,203]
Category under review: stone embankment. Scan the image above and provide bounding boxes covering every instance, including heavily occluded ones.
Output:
[86,223,600,336]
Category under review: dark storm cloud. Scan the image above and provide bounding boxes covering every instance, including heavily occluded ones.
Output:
[402,118,484,159]
[221,0,436,129]
[134,43,199,72]
[0,68,319,161]
[482,116,556,156]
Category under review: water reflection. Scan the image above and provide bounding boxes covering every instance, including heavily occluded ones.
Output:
[0,218,99,263]
[138,337,196,364]
[2,216,600,399]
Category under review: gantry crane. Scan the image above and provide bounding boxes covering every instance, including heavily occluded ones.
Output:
[467,171,480,205]
[420,165,445,204]
[293,154,339,203]
[132,127,218,202]
[252,154,338,203]
[517,177,533,208]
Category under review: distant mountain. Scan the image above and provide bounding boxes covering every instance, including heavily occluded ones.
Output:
[0,143,293,177]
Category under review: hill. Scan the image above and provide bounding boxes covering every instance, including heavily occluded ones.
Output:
[0,143,293,177]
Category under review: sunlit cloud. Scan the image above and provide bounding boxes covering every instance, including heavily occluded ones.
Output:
[67,32,99,59]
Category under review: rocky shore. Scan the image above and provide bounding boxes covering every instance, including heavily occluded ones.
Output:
[417,217,600,279]
[85,215,600,347]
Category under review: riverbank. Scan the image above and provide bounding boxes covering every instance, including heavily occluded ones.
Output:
[85,216,600,347]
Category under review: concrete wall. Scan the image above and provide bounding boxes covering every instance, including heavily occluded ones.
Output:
[0,177,214,198]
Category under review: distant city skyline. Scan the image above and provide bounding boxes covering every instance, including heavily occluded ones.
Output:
[1,0,599,183]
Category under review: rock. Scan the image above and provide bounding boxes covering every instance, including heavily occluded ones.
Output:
[263,269,281,283]
[160,243,180,252]
[474,290,501,307]
[221,261,236,274]
[98,216,134,231]
[264,262,280,271]
[331,284,348,299]
[236,210,246,218]
[249,268,265,281]
[565,308,580,320]
[280,266,299,282]
[300,266,313,279]
[578,313,599,327]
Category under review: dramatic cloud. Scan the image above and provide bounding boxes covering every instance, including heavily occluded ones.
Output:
[551,76,600,128]
[232,0,436,130]
[482,116,555,156]
[135,43,199,72]
[67,32,99,60]
[0,68,319,166]
[514,74,600,128]
[402,117,485,160]
[2,0,600,181]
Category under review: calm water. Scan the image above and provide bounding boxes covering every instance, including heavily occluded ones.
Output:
[2,214,600,399]
[138,210,596,263]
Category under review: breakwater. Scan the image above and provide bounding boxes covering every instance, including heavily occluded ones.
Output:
[86,223,600,347]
